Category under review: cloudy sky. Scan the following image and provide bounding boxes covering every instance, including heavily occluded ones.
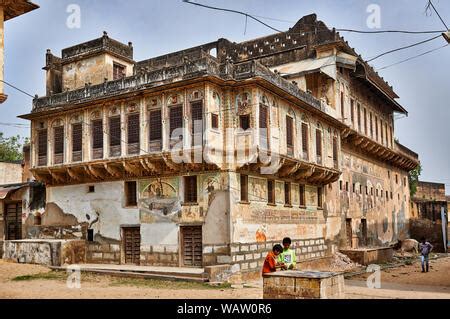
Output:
[2,0,449,190]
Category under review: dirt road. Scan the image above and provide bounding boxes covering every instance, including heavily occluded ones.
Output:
[1,257,449,299]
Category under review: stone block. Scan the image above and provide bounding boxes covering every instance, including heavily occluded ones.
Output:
[165,245,178,253]
[240,245,249,252]
[203,246,213,254]
[213,245,229,254]
[241,263,249,270]
[110,244,120,252]
[92,252,102,259]
[249,262,258,269]
[152,245,165,253]
[236,255,244,262]
[231,245,239,253]
[103,253,115,260]
[159,254,173,263]
[217,255,232,264]
[250,245,257,251]
[245,253,253,260]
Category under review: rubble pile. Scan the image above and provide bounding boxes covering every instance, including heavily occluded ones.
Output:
[329,252,361,271]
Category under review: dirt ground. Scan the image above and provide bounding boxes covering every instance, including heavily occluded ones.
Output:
[0,256,449,299]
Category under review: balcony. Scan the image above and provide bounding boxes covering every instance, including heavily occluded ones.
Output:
[30,56,328,118]
[341,127,419,171]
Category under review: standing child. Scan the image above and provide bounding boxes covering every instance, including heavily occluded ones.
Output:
[279,237,297,270]
[419,237,433,273]
[262,244,285,274]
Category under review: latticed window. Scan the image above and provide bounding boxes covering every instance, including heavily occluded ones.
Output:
[184,176,197,203]
[357,103,361,131]
[301,123,308,158]
[267,180,275,204]
[350,100,355,124]
[125,181,137,206]
[92,120,103,149]
[332,137,338,167]
[54,127,64,155]
[259,104,269,149]
[170,106,183,138]
[364,108,367,135]
[240,174,248,202]
[191,101,203,146]
[286,116,293,150]
[316,129,322,158]
[37,129,47,166]
[72,123,82,162]
[127,114,140,155]
[149,110,162,141]
[109,117,121,147]
[127,114,140,144]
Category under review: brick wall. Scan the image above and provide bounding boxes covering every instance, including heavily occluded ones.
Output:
[228,238,327,274]
[86,243,121,264]
[140,245,178,267]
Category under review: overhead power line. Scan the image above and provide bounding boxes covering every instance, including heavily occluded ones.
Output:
[377,44,449,70]
[183,0,446,35]
[0,80,35,98]
[426,0,449,30]
[367,34,443,62]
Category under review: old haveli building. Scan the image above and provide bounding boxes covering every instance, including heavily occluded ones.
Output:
[18,14,419,279]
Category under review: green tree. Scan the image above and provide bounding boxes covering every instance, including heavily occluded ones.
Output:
[408,163,422,198]
[0,132,29,162]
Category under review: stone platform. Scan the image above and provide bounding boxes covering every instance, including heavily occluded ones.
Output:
[340,247,393,265]
[263,270,345,299]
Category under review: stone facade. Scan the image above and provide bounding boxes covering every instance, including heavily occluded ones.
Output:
[18,14,420,279]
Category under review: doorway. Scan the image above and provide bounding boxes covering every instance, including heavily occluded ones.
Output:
[180,225,202,267]
[345,218,352,248]
[122,226,141,265]
[5,202,22,240]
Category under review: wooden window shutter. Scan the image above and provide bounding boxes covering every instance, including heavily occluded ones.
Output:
[54,126,64,155]
[38,129,48,157]
[286,116,293,147]
[170,105,183,137]
[316,129,322,157]
[267,180,275,204]
[240,174,248,202]
[299,185,305,206]
[350,99,354,124]
[72,123,82,152]
[149,110,162,141]
[92,120,103,149]
[259,104,268,129]
[109,117,121,147]
[332,137,338,161]
[301,123,308,153]
[127,114,140,144]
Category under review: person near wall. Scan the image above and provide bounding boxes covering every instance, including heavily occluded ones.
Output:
[262,244,285,274]
[419,237,433,273]
[278,237,297,270]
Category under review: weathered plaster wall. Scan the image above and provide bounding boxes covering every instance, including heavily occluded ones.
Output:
[324,147,411,248]
[62,53,133,91]
[229,172,326,245]
[0,162,22,184]
[46,181,139,242]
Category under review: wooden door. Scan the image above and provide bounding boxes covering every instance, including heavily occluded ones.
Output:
[181,226,202,267]
[123,227,140,265]
[6,202,22,240]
